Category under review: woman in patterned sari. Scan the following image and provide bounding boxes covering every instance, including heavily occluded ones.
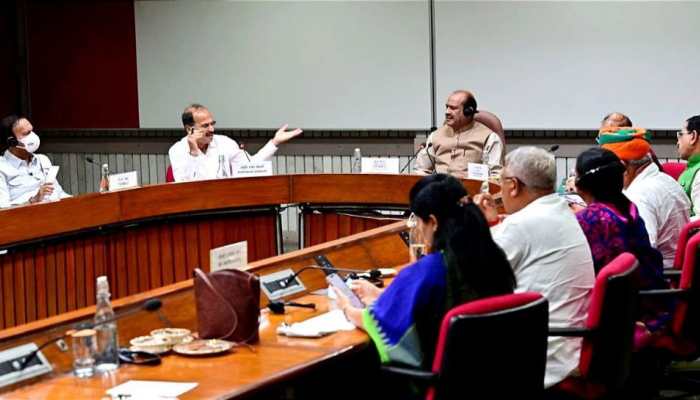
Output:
[574,147,670,343]
[334,174,515,368]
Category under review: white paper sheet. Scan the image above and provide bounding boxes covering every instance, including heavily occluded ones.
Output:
[106,380,198,399]
[277,309,356,338]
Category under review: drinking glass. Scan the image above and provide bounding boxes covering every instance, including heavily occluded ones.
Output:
[72,328,97,378]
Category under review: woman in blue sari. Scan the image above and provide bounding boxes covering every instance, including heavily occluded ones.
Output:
[334,174,516,368]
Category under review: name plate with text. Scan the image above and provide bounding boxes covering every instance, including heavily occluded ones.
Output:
[108,171,139,191]
[233,161,273,178]
[210,241,248,272]
[361,158,399,174]
[467,163,489,181]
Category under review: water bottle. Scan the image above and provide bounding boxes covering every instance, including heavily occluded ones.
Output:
[94,276,119,372]
[216,154,229,178]
[99,164,109,193]
[351,148,362,173]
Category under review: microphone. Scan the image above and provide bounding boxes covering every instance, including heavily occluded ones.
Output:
[85,156,97,165]
[400,143,426,173]
[267,301,316,314]
[19,298,162,370]
[426,143,437,174]
[548,145,560,152]
[239,144,251,162]
[280,266,381,288]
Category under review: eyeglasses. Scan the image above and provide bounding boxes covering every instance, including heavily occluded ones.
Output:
[677,130,696,139]
[196,120,217,129]
[501,175,525,186]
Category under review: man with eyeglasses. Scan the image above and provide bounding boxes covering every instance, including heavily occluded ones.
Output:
[677,115,700,217]
[474,146,595,389]
[168,103,302,182]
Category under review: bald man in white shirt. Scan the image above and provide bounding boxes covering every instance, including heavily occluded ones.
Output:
[168,104,302,182]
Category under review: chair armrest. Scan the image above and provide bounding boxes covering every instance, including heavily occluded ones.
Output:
[638,288,688,298]
[381,365,438,383]
[548,327,594,338]
[663,269,682,278]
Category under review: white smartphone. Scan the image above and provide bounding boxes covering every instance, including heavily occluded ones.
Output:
[327,273,364,308]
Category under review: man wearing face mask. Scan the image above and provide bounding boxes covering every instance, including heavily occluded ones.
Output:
[0,115,70,208]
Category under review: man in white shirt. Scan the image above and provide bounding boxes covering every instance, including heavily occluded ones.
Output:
[414,90,504,177]
[168,104,302,182]
[599,127,690,268]
[475,146,595,389]
[0,115,70,208]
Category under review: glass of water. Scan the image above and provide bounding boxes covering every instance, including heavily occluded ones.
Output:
[72,328,97,378]
[406,213,426,262]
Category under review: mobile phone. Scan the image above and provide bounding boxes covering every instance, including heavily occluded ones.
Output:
[327,273,364,308]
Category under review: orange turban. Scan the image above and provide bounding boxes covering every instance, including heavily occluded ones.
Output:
[597,127,652,161]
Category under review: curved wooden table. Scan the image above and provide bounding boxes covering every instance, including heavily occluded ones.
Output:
[0,174,494,330]
[0,221,409,399]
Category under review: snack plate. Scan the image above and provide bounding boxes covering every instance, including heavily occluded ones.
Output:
[173,339,234,356]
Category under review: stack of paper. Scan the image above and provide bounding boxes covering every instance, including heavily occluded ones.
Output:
[277,309,356,338]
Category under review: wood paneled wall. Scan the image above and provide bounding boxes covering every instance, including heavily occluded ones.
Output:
[0,212,277,330]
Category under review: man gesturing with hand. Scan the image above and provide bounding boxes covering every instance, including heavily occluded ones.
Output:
[169,103,302,182]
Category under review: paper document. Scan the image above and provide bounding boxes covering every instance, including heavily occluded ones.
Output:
[106,380,198,399]
[277,309,356,338]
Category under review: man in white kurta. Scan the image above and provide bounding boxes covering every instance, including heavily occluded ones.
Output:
[476,146,595,389]
[168,104,302,182]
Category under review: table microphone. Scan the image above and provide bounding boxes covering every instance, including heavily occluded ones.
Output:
[18,298,162,370]
[426,143,437,174]
[399,143,426,173]
[549,145,560,153]
[240,144,252,162]
[280,266,381,288]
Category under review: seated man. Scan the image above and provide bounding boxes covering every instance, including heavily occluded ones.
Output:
[598,127,689,268]
[0,115,70,208]
[475,146,595,389]
[676,115,700,217]
[168,104,302,182]
[414,90,503,178]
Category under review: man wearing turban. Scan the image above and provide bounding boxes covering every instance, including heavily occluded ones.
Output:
[598,127,689,268]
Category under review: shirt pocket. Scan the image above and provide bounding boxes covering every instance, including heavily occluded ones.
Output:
[8,174,39,187]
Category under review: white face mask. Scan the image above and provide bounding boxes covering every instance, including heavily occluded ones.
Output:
[19,131,40,154]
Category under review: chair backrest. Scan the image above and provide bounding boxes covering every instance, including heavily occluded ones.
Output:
[474,110,506,162]
[430,292,548,400]
[661,161,687,181]
[673,219,700,270]
[166,165,175,183]
[579,252,638,389]
[671,233,700,341]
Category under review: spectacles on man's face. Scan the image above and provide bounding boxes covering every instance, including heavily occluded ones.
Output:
[501,175,525,187]
[677,129,698,139]
[196,120,217,129]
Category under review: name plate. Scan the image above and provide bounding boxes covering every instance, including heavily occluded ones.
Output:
[361,157,399,174]
[233,161,273,177]
[467,163,489,181]
[210,241,248,272]
[108,171,139,190]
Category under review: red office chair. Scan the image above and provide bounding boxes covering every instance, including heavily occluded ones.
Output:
[661,162,687,181]
[548,253,639,399]
[475,110,506,162]
[382,292,549,400]
[166,165,175,183]
[672,219,700,272]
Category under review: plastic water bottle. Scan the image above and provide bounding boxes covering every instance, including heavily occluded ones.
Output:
[216,154,229,178]
[351,148,362,173]
[99,164,109,193]
[94,276,119,372]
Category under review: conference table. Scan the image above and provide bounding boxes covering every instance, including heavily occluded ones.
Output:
[0,174,495,332]
[0,220,409,399]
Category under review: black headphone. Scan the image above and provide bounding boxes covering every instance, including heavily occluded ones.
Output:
[463,96,478,118]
